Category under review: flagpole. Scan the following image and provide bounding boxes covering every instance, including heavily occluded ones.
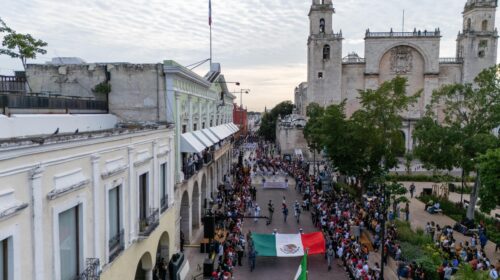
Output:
[209,0,213,65]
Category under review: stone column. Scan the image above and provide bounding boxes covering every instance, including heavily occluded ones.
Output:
[127,146,136,242]
[198,100,202,130]
[30,165,45,280]
[91,154,102,264]
[153,140,159,210]
[145,269,153,280]
[188,96,193,132]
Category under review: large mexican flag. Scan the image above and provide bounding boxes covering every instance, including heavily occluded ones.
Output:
[251,232,325,257]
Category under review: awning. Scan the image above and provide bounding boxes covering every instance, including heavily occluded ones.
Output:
[201,128,219,143]
[208,126,225,140]
[228,123,239,132]
[192,130,215,147]
[180,133,206,153]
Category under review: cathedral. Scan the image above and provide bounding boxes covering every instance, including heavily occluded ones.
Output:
[294,0,498,151]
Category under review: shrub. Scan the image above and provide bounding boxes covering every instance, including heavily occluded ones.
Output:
[386,174,475,183]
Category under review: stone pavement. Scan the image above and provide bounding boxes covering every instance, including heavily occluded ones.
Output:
[399,182,500,261]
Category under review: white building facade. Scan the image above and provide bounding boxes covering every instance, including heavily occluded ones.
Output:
[0,119,176,280]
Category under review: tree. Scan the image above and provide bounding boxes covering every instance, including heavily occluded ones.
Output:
[320,77,420,190]
[478,148,500,213]
[0,17,47,92]
[303,102,325,174]
[414,65,500,220]
[403,152,414,175]
[454,264,489,280]
[258,101,294,141]
[385,181,409,214]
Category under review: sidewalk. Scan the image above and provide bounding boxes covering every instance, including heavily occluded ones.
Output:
[399,182,500,262]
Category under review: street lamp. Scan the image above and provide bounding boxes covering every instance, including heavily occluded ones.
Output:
[239,89,250,107]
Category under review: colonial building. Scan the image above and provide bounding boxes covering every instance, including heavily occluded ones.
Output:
[0,113,176,280]
[297,0,498,151]
[0,58,237,280]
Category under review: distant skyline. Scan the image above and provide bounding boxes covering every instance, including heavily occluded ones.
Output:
[0,0,498,111]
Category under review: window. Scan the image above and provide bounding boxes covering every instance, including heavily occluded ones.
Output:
[108,186,122,261]
[193,123,197,131]
[59,206,82,280]
[202,122,205,129]
[467,18,471,30]
[182,125,187,134]
[323,45,330,60]
[210,120,213,127]
[1,237,12,280]
[139,173,149,221]
[160,163,168,212]
[318,72,323,79]
[482,20,488,31]
[319,18,325,33]
[478,50,485,58]
[479,40,488,48]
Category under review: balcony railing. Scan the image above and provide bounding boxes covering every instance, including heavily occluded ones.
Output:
[139,208,159,237]
[366,29,440,38]
[75,258,100,280]
[161,196,169,213]
[439,57,464,64]
[203,151,213,165]
[0,75,26,93]
[183,158,204,181]
[0,93,108,115]
[108,229,124,262]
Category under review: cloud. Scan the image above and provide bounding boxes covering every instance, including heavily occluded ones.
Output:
[0,0,496,111]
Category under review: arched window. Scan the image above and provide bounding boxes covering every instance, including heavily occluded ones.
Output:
[482,20,488,31]
[319,18,325,33]
[320,0,325,4]
[467,18,472,30]
[323,45,330,60]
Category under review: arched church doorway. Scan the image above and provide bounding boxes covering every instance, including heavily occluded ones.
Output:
[153,232,170,280]
[134,252,153,280]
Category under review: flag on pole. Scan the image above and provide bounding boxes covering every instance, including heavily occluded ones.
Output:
[209,0,212,26]
[294,252,308,280]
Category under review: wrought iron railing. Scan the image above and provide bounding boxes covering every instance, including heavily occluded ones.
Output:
[108,229,124,262]
[0,75,26,92]
[139,208,159,237]
[75,258,100,280]
[0,93,107,114]
[366,30,440,38]
[161,196,169,213]
[439,57,464,64]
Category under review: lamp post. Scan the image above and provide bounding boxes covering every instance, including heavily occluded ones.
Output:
[239,89,250,107]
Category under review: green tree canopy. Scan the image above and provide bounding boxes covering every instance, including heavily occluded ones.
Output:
[316,77,420,189]
[303,102,324,153]
[0,17,48,92]
[258,101,294,141]
[478,148,500,213]
[414,65,500,219]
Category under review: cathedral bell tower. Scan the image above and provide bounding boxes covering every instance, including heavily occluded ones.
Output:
[307,0,343,108]
[457,0,498,83]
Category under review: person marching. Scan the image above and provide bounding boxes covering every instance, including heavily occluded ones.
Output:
[294,200,301,223]
[267,200,274,225]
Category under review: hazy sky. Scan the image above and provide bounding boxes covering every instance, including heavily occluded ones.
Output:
[0,0,497,111]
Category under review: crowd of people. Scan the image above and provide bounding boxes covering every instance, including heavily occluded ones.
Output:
[199,135,499,280]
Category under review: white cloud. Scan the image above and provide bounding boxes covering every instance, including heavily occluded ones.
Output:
[0,0,497,111]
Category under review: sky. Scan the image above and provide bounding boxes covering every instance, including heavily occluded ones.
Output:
[0,0,497,112]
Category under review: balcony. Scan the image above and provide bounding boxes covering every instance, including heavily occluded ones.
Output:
[139,208,159,237]
[75,258,100,280]
[439,57,464,64]
[365,29,440,38]
[108,229,124,262]
[161,196,169,213]
[0,75,26,93]
[203,151,213,165]
[182,158,204,181]
[0,92,108,115]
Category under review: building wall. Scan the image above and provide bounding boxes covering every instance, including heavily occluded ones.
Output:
[0,127,176,280]
[26,63,168,122]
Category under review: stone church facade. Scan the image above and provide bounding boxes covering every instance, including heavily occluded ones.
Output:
[295,0,498,151]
